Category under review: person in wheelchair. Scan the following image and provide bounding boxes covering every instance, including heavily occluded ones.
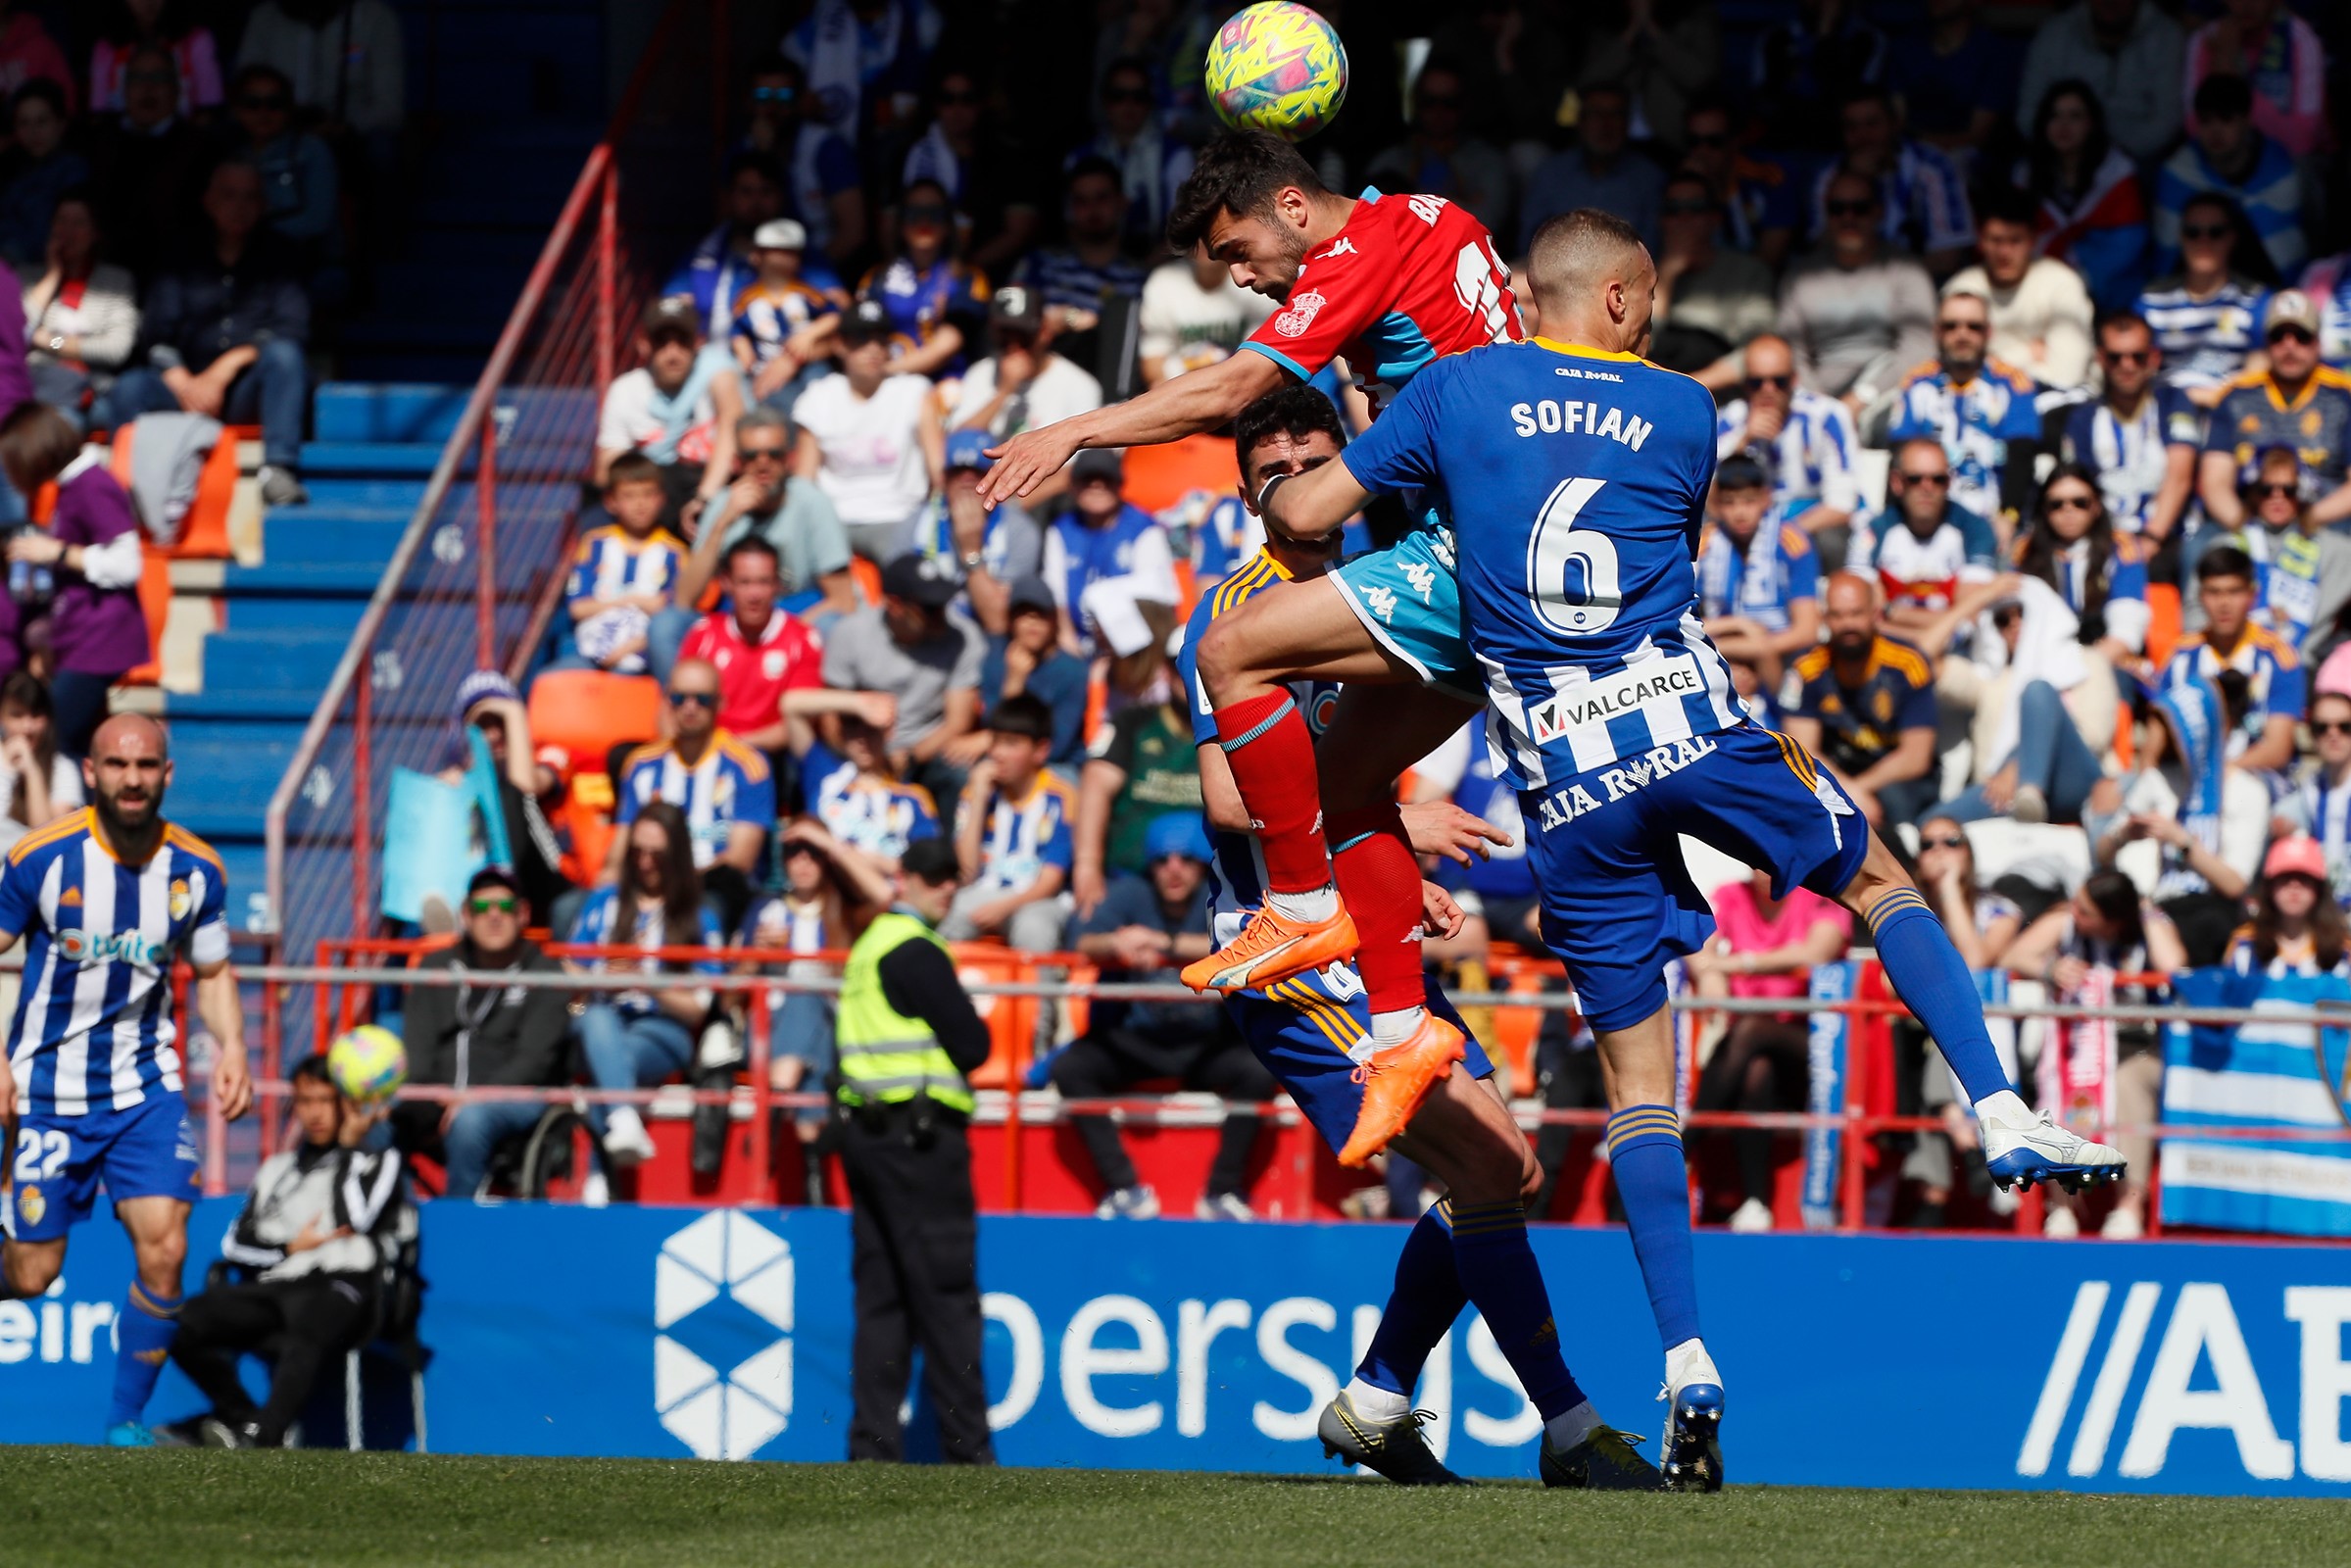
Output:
[171,1057,415,1448]
[392,866,574,1200]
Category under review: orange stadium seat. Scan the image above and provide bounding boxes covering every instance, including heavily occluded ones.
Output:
[1122,432,1237,514]
[527,668,661,772]
[2144,582,2181,668]
[118,550,174,688]
[105,422,245,560]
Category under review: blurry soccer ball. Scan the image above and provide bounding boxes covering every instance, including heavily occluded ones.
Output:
[328,1024,408,1103]
[1205,3,1347,141]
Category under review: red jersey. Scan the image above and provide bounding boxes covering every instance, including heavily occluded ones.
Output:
[678,609,823,735]
[1240,189,1521,393]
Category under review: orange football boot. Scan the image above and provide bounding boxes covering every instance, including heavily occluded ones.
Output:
[1179,902,1359,994]
[1338,1014,1467,1167]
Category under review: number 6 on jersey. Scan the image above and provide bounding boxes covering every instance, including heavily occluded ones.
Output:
[1527,477,1618,636]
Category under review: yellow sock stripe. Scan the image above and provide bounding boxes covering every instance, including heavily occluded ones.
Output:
[127,1282,181,1319]
[1864,887,1935,934]
[1446,1200,1528,1236]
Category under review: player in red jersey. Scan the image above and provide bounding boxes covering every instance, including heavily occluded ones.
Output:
[981,132,1521,1161]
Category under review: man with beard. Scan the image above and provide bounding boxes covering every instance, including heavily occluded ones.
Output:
[0,714,252,1444]
[1786,572,1940,829]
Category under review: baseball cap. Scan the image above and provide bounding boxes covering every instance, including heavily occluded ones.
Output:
[2264,835,2328,884]
[880,550,960,609]
[840,298,892,343]
[945,427,995,473]
[1144,812,1213,866]
[991,284,1044,334]
[642,296,700,339]
[751,218,807,252]
[902,837,961,884]
[2265,289,2321,338]
[1007,574,1056,615]
[1071,448,1124,487]
[455,668,520,720]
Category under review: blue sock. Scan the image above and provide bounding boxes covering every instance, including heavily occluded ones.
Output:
[109,1282,180,1427]
[1445,1199,1584,1421]
[1607,1106,1701,1351]
[1355,1206,1465,1396]
[1866,889,2015,1104]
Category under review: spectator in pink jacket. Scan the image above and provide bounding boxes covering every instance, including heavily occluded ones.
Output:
[2183,0,2329,160]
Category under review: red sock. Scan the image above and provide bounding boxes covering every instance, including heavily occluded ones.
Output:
[1212,692,1330,894]
[1328,801,1427,1016]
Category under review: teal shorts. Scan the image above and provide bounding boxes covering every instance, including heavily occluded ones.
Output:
[1327,526,1481,702]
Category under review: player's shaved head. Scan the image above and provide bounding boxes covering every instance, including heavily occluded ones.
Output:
[86,713,172,845]
[1524,209,1654,353]
[91,712,169,760]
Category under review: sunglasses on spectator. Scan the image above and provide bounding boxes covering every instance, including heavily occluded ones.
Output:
[1745,373,1792,391]
[2315,721,2351,738]
[2252,481,2299,498]
[2045,493,2096,513]
[2101,348,2151,365]
[741,444,788,462]
[668,690,717,709]
[238,94,292,112]
[467,896,518,915]
[1826,199,1876,218]
[753,85,799,103]
[2269,326,2316,345]
[2180,223,2231,242]
[1898,469,1949,486]
[1937,318,1987,334]
[903,204,951,225]
[1920,834,1968,850]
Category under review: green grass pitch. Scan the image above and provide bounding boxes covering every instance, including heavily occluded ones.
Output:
[0,1449,2334,1567]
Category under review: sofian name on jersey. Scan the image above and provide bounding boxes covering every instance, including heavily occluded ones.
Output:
[1533,733,1719,831]
[1508,396,1656,450]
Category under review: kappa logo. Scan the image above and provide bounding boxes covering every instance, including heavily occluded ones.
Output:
[1315,237,1357,260]
[1273,289,1326,339]
[655,1211,795,1460]
[1401,561,1437,603]
[1363,585,1398,624]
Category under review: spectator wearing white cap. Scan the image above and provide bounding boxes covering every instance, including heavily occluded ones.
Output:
[730,218,841,414]
[2197,290,2351,533]
[949,284,1101,510]
[791,298,944,563]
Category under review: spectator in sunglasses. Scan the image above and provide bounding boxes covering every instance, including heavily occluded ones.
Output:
[2222,447,2351,652]
[1775,170,1935,406]
[225,64,336,254]
[1676,93,1796,269]
[671,408,858,640]
[2058,314,2200,551]
[609,658,777,932]
[2198,291,2351,531]
[1845,437,1999,654]
[1649,172,1774,378]
[2135,193,2274,404]
[235,0,407,137]
[1886,288,2042,532]
[2155,73,2304,280]
[857,176,990,378]
[735,59,865,268]
[1808,84,1973,276]
[899,67,1040,279]
[1711,332,1857,554]
[2272,691,2351,907]
[2014,462,2150,666]
[391,867,573,1200]
[1066,56,1198,254]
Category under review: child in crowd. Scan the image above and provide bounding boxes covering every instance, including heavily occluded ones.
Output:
[566,452,685,674]
[943,693,1072,952]
[730,219,840,413]
[979,574,1089,767]
[799,710,942,873]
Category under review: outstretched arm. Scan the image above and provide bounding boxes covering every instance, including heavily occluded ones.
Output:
[979,351,1287,504]
[1258,451,1374,543]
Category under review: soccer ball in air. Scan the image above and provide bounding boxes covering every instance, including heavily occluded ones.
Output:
[1205,3,1347,141]
[328,1024,408,1103]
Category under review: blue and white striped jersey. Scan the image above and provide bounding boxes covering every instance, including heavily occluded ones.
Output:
[2059,387,2203,534]
[0,810,230,1116]
[1713,388,1862,515]
[2136,274,2269,395]
[566,886,724,1015]
[614,732,777,870]
[1341,337,1738,791]
[1886,359,2041,523]
[565,524,685,610]
[1694,510,1819,632]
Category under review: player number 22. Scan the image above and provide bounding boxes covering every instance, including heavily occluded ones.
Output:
[1528,477,1620,636]
[13,1128,67,1183]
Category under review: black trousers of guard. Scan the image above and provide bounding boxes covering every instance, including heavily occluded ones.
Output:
[839,1102,996,1464]
[171,1273,376,1446]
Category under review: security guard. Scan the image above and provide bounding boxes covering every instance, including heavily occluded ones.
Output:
[835,835,997,1464]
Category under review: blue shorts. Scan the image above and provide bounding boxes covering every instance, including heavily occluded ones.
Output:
[1225,964,1494,1154]
[1524,723,1869,1034]
[2,1094,201,1244]
[1328,527,1481,703]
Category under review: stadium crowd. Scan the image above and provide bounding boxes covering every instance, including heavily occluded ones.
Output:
[3,1,2349,1233]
